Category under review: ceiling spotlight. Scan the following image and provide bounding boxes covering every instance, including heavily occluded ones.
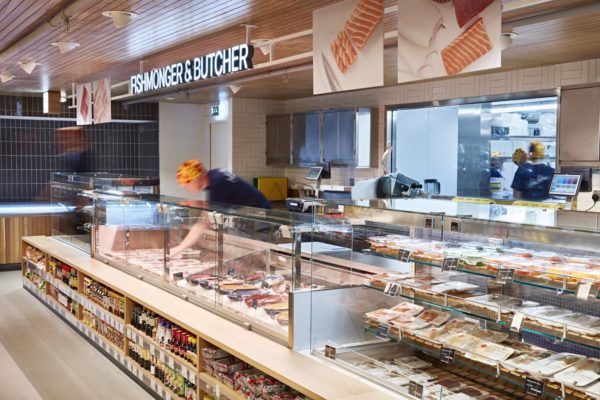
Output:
[251,39,272,55]
[228,85,242,94]
[501,32,518,50]
[60,89,67,103]
[102,11,138,28]
[0,73,15,83]
[51,41,80,54]
[18,60,39,74]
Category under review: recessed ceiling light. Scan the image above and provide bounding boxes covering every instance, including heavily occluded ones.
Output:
[0,73,15,83]
[163,97,176,101]
[102,11,138,28]
[17,60,39,74]
[51,42,80,54]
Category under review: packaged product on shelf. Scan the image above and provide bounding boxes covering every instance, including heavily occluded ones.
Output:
[501,349,555,373]
[416,318,479,343]
[552,358,600,388]
[530,352,585,376]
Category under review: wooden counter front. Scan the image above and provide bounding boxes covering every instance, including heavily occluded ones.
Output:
[1,217,50,265]
[23,236,399,400]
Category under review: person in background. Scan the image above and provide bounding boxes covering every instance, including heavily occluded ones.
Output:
[511,141,554,201]
[489,158,504,196]
[170,160,270,257]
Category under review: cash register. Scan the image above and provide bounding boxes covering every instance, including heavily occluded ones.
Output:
[286,164,330,213]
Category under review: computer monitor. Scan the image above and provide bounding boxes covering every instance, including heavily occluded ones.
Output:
[305,166,323,181]
[548,174,581,197]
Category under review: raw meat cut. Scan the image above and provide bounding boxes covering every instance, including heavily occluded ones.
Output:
[454,0,495,28]
[331,30,357,73]
[442,18,493,75]
[344,0,383,50]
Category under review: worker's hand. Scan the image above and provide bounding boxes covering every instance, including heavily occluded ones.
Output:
[169,245,183,259]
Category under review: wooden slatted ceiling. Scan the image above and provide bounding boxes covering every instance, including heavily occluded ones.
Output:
[0,0,70,51]
[0,0,341,93]
[1,0,600,96]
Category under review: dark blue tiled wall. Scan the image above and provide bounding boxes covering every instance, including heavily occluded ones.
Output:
[0,95,158,202]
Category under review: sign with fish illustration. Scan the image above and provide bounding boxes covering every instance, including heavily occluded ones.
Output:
[397,0,501,83]
[76,82,92,126]
[313,0,384,94]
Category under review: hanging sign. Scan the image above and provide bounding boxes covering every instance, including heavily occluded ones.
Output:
[130,44,254,94]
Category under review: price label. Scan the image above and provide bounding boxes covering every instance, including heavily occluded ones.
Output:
[440,347,455,364]
[576,283,599,300]
[388,283,400,297]
[510,312,525,332]
[383,282,392,295]
[408,381,424,398]
[525,377,544,397]
[495,268,515,284]
[397,249,412,263]
[324,345,336,359]
[376,324,389,339]
[441,257,459,272]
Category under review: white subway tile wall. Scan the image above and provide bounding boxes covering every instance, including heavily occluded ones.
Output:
[231,58,600,195]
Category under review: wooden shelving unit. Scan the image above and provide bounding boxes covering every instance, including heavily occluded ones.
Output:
[21,236,395,400]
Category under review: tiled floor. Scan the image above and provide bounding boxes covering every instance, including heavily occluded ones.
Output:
[0,270,153,400]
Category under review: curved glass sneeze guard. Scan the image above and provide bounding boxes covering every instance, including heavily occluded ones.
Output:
[92,192,353,346]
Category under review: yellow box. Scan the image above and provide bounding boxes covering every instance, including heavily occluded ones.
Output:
[257,177,288,201]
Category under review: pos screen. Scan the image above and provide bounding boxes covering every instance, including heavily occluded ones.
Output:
[548,174,581,197]
[305,166,323,181]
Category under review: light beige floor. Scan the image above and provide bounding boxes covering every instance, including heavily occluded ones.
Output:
[0,270,154,400]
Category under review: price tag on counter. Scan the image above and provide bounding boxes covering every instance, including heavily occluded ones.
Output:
[495,268,514,285]
[388,283,400,297]
[324,345,336,360]
[376,325,389,339]
[510,312,525,332]
[383,282,392,295]
[525,377,544,397]
[441,257,459,272]
[576,283,599,300]
[396,249,412,263]
[440,347,455,364]
[408,381,424,398]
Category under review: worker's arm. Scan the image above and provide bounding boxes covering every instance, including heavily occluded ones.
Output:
[170,220,209,257]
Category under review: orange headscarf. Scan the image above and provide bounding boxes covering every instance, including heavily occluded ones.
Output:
[176,159,205,186]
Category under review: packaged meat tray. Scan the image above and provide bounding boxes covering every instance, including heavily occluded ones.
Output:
[427,281,479,294]
[501,350,555,373]
[469,328,509,343]
[416,319,479,344]
[392,355,431,370]
[390,302,424,316]
[469,342,514,364]
[201,346,230,360]
[552,358,600,388]
[529,353,585,376]
[524,306,576,327]
[364,308,401,324]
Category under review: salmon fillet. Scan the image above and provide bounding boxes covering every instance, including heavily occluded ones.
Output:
[442,18,493,75]
[454,0,495,28]
[331,30,357,73]
[344,0,383,50]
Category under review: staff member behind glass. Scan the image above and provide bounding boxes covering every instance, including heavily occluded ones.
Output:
[170,160,270,257]
[511,141,555,201]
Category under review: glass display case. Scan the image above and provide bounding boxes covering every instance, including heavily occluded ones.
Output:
[91,193,600,398]
[51,172,158,253]
[92,193,358,345]
[306,199,600,400]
